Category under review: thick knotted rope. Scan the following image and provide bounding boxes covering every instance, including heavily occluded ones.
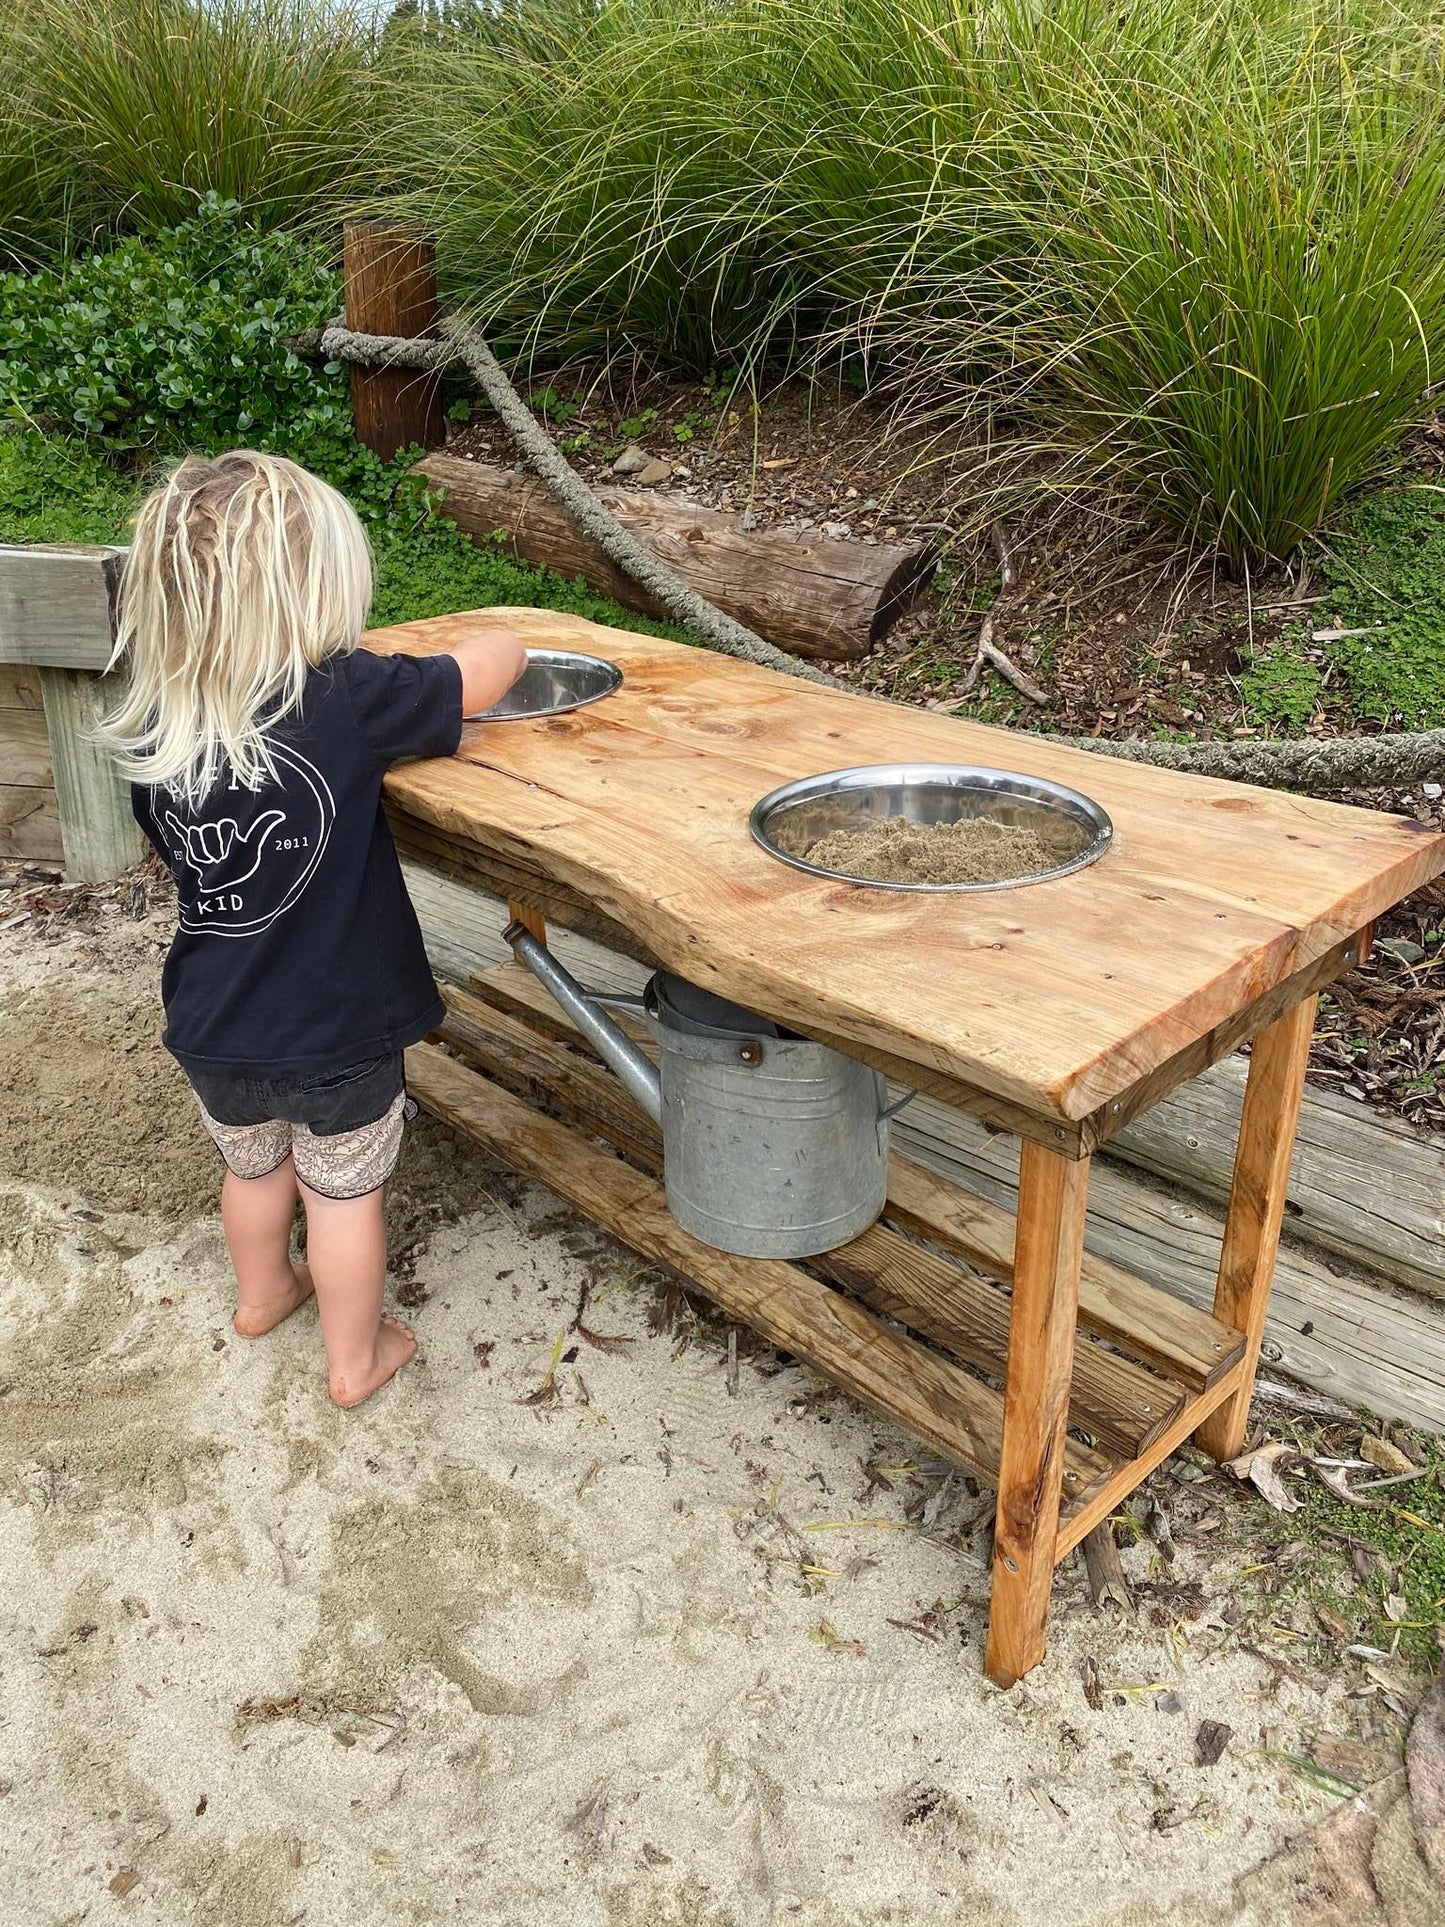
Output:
[311,319,1445,791]
[319,320,838,688]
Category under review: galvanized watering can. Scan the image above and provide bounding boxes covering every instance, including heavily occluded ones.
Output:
[503,923,911,1259]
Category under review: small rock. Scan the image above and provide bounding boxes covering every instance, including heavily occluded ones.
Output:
[820,521,851,540]
[611,445,649,475]
[740,510,758,532]
[634,457,673,486]
[1422,781,1442,799]
[673,465,692,480]
[862,497,880,511]
[1155,1690,1185,1715]
[1194,1719,1233,1767]
[1376,938,1426,965]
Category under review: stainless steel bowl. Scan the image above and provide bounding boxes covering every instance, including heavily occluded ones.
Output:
[466,647,623,721]
[749,763,1113,892]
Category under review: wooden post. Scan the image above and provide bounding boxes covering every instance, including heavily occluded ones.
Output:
[0,544,141,882]
[986,1142,1090,1688]
[507,900,547,943]
[343,220,447,462]
[36,667,145,882]
[0,664,63,863]
[1194,996,1318,1462]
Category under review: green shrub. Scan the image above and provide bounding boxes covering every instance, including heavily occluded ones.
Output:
[0,209,689,639]
[1,0,383,252]
[0,429,140,544]
[0,197,348,454]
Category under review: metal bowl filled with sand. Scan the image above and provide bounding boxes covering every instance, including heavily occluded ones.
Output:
[749,764,1113,892]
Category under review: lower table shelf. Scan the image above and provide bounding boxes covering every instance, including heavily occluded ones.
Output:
[406,967,1250,1577]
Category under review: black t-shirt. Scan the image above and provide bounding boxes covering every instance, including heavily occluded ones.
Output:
[133,648,463,1075]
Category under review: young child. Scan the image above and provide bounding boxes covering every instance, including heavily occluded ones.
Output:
[101,450,526,1405]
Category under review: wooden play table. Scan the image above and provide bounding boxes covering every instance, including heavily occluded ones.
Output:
[373,608,1445,1685]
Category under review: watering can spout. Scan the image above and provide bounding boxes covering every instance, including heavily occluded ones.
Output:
[503,922,664,1127]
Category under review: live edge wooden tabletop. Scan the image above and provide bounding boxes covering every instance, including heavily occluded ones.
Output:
[369,609,1445,1143]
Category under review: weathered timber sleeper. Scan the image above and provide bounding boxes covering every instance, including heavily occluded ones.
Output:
[0,545,142,881]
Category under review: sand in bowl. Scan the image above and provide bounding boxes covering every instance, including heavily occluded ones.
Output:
[801,812,1088,885]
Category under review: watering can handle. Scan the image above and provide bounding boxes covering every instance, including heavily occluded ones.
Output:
[879,1089,919,1123]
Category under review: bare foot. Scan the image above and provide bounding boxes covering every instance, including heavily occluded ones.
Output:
[233,1261,315,1339]
[329,1316,417,1408]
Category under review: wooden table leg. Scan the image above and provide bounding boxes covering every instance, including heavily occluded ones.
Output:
[507,900,547,943]
[1194,995,1318,1463]
[985,1141,1090,1688]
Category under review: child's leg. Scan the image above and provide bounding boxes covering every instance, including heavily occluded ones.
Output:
[298,1182,415,1407]
[221,1157,314,1338]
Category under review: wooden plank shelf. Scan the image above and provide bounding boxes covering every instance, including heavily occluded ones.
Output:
[407,1035,1248,1543]
[442,978,1236,1459]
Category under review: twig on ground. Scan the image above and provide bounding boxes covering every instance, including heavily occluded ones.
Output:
[943,525,1049,709]
[1253,1378,1362,1421]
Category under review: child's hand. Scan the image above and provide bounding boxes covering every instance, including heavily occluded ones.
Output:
[450,627,528,717]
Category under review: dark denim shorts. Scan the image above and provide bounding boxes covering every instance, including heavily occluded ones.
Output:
[184,1053,406,1136]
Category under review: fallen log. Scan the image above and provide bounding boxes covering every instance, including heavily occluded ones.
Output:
[415,452,935,663]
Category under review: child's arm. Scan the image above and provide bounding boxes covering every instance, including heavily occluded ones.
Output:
[448,627,528,717]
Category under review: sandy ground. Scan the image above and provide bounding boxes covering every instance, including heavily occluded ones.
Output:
[0,901,1432,1927]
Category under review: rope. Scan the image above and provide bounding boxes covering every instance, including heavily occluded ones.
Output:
[318,320,841,689]
[313,319,1445,791]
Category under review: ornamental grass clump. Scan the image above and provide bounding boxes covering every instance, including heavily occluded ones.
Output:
[0,0,382,252]
[948,0,1445,562]
[387,0,1445,562]
[379,0,809,369]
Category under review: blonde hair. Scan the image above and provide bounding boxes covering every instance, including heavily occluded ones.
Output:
[99,450,372,806]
